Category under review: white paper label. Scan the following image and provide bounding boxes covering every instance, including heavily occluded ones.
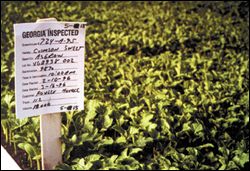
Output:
[14,22,86,119]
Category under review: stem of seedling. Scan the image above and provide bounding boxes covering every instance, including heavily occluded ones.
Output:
[9,130,12,145]
[29,156,32,168]
[13,141,17,155]
[37,159,41,170]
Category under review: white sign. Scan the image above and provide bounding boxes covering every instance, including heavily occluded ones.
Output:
[14,22,86,119]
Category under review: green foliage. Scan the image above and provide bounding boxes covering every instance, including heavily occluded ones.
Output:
[1,1,249,170]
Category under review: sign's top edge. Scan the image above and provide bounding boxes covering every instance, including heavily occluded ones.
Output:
[14,22,87,25]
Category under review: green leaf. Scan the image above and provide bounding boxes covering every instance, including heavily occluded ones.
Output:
[192,122,203,134]
[109,155,118,164]
[64,146,74,161]
[129,126,139,135]
[140,113,154,128]
[136,136,153,147]
[130,105,144,115]
[182,122,191,132]
[233,153,249,168]
[218,164,226,170]
[55,163,73,170]
[103,114,113,129]
[71,134,77,143]
[197,143,214,150]
[119,148,128,159]
[227,161,239,170]
[160,118,170,133]
[86,100,101,121]
[87,154,101,162]
[147,123,157,132]
[169,166,179,170]
[24,143,35,156]
[141,97,151,111]
[116,136,126,144]
[32,154,41,160]
[129,148,142,155]
[112,125,125,135]
[78,132,93,142]
[97,137,114,148]
[115,86,125,99]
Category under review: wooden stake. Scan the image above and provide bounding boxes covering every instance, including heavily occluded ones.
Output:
[37,18,62,170]
[40,113,62,170]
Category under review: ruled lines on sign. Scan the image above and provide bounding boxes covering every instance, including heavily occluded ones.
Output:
[24,97,78,104]
[22,45,85,54]
[21,84,79,91]
[14,22,85,118]
[21,55,79,62]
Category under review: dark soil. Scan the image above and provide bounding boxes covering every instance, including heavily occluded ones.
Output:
[1,127,38,170]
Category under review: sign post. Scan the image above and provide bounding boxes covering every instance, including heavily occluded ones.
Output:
[14,18,86,169]
[40,112,62,170]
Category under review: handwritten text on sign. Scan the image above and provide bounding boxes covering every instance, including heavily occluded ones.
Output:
[14,22,86,119]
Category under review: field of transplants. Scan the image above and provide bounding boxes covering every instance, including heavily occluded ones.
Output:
[1,1,249,170]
